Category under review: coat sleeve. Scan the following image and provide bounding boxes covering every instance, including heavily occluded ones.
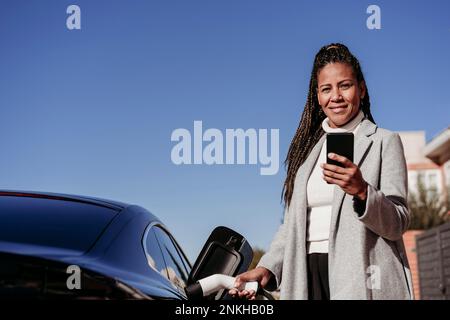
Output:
[353,132,410,241]
[255,206,289,291]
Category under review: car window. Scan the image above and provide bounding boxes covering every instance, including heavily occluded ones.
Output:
[153,226,190,290]
[0,195,118,253]
[143,228,171,280]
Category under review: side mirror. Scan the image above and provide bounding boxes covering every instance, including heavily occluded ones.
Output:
[186,226,253,300]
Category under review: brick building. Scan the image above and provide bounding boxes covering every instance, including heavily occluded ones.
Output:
[398,127,450,299]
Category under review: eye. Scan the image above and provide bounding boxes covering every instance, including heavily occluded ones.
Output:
[340,83,352,89]
[321,87,330,93]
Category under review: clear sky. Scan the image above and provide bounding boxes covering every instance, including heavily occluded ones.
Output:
[1,0,449,262]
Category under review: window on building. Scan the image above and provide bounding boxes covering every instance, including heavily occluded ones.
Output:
[428,172,438,190]
[445,161,450,188]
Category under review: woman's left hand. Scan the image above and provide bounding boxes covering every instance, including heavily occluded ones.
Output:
[321,153,368,201]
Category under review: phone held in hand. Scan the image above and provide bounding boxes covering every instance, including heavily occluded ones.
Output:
[326,132,354,168]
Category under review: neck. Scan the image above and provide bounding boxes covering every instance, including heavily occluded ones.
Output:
[322,110,365,133]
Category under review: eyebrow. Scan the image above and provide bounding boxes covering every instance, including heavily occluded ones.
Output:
[319,79,354,88]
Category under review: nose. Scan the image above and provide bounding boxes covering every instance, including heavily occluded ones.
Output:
[330,88,342,102]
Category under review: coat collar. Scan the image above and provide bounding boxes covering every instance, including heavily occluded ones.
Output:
[353,117,377,166]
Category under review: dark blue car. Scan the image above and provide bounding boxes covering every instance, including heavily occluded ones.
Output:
[0,190,257,300]
[0,190,201,299]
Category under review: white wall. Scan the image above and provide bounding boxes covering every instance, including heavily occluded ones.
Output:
[408,169,443,197]
[444,160,450,188]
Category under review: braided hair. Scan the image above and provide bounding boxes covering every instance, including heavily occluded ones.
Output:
[282,43,376,208]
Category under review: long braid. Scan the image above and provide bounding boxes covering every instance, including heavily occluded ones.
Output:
[282,43,376,208]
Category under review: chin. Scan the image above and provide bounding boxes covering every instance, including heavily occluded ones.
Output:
[328,115,352,126]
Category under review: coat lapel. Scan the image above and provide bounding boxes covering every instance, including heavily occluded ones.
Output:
[353,118,377,167]
[292,134,326,214]
[295,133,327,199]
[329,118,377,242]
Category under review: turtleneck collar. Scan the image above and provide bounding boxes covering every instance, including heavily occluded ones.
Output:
[322,109,365,133]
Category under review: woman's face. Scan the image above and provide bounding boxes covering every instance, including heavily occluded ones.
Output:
[317,62,366,128]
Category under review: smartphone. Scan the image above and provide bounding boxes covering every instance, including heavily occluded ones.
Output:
[326,132,354,168]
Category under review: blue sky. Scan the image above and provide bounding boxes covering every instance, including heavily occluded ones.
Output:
[1,0,449,261]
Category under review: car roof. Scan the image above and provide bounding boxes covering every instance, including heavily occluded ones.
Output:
[0,189,163,258]
[0,189,130,211]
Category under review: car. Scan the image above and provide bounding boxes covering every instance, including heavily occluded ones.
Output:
[0,190,255,300]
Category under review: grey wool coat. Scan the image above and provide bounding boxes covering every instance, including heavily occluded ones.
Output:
[257,118,413,300]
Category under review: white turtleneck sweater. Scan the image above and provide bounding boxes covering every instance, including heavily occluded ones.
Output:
[306,110,365,254]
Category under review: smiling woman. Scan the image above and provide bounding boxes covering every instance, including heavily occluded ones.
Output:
[230,43,413,300]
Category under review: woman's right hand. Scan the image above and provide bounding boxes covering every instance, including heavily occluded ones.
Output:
[228,267,272,300]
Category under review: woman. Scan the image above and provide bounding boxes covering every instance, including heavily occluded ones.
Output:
[229,43,413,300]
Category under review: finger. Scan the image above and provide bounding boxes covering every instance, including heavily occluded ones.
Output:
[328,153,353,167]
[321,162,349,174]
[229,289,237,296]
[323,175,346,188]
[244,292,254,300]
[238,290,249,298]
[323,169,348,181]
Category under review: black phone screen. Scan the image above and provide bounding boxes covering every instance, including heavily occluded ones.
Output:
[326,132,354,167]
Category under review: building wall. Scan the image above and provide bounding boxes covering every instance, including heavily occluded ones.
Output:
[398,131,447,200]
[398,128,450,300]
[408,168,442,194]
[403,230,423,300]
[444,159,450,190]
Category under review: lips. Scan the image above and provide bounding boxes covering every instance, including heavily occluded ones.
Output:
[330,105,347,113]
[330,105,347,109]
